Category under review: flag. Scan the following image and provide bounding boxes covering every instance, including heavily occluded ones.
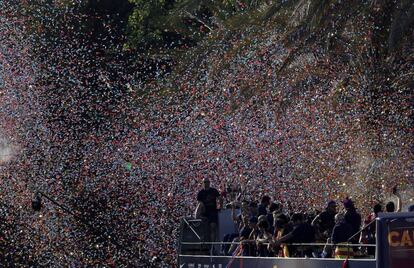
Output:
[342,257,349,268]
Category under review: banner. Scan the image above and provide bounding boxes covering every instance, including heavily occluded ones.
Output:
[377,212,414,268]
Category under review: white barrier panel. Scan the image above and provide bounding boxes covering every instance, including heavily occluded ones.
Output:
[218,209,238,241]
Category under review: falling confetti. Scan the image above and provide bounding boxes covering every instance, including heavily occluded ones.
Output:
[0,0,413,267]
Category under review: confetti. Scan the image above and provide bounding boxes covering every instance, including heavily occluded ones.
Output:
[0,1,413,266]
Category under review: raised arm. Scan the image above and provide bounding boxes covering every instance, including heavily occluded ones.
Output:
[396,192,402,212]
[311,214,320,227]
[393,186,402,212]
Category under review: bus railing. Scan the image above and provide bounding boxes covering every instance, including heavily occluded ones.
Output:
[180,242,376,247]
[179,241,376,258]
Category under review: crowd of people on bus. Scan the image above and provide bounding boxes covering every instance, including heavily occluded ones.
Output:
[196,180,408,259]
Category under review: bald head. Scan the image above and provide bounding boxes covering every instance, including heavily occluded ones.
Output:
[202,178,210,190]
[335,213,345,224]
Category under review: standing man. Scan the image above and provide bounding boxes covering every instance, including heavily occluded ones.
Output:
[197,178,223,243]
[342,198,361,245]
[385,186,402,212]
[312,200,337,241]
[331,213,354,259]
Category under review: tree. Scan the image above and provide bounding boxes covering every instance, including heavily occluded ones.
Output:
[126,0,272,49]
[127,0,185,48]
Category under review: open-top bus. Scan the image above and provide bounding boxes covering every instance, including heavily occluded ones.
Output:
[178,212,414,268]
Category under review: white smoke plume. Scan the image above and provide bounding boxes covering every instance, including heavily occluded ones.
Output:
[0,135,13,163]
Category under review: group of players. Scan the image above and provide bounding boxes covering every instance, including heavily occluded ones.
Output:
[195,178,407,258]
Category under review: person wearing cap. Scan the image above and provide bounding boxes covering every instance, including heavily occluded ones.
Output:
[311,200,337,241]
[342,198,361,245]
[197,178,223,242]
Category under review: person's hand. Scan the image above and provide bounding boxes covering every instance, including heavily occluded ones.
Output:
[267,242,273,252]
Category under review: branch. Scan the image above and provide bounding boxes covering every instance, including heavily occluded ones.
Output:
[184,10,214,33]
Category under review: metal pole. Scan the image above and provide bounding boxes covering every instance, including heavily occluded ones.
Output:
[347,218,376,243]
[183,218,202,241]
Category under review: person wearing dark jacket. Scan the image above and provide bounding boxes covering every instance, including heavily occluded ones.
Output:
[272,213,315,257]
[342,198,361,244]
[322,212,354,258]
[332,213,354,259]
[331,213,353,244]
[312,200,337,241]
